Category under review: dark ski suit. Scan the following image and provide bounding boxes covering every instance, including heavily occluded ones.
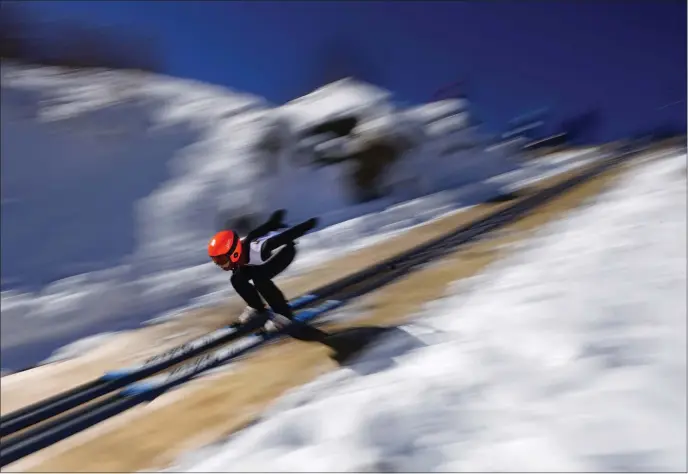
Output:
[230,211,325,341]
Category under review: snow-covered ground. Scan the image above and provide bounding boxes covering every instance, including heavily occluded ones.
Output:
[174,151,686,473]
[0,62,595,371]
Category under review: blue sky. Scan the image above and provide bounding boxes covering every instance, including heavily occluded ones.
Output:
[20,0,688,140]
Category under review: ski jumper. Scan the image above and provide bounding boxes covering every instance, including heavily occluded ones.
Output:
[230,217,317,319]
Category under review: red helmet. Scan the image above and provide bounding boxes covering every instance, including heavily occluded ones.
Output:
[208,230,243,270]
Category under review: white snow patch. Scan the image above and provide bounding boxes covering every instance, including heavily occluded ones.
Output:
[40,331,120,364]
[174,151,687,473]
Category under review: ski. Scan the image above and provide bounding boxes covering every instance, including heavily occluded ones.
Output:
[120,299,343,397]
[103,293,318,379]
[0,299,343,468]
[0,293,318,438]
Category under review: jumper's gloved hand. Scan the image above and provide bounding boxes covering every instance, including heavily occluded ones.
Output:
[269,209,287,228]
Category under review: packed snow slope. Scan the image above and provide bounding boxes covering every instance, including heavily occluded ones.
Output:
[1,62,525,370]
[176,151,687,472]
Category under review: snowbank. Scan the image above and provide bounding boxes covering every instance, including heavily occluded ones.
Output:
[1,64,269,288]
[175,151,687,472]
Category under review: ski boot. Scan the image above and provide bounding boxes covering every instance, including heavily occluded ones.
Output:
[262,312,292,333]
[260,313,332,343]
[233,306,271,331]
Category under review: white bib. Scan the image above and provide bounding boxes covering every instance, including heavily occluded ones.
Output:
[247,231,283,266]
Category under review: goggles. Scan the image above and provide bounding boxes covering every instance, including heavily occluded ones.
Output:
[210,239,243,268]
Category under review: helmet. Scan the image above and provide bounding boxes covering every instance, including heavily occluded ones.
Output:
[208,230,243,270]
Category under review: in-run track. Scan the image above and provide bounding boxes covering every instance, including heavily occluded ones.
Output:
[0,143,649,468]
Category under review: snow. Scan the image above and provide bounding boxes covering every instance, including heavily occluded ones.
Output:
[1,62,587,371]
[39,332,120,364]
[277,77,393,131]
[174,151,687,473]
